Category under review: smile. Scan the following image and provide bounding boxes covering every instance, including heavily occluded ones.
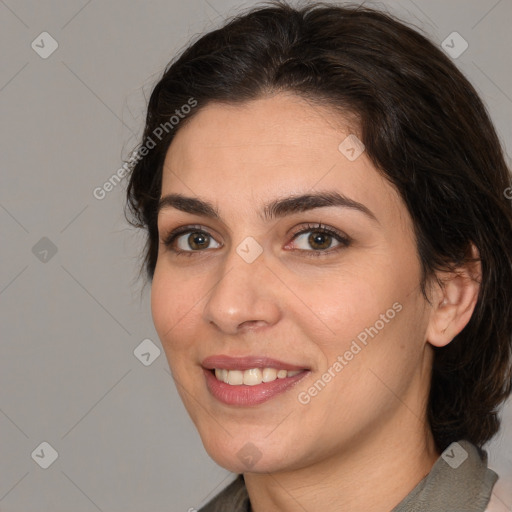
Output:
[214,368,302,385]
[201,355,311,405]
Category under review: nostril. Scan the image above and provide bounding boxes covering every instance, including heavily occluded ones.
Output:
[239,320,267,330]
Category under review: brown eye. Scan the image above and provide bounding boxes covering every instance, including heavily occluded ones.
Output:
[163,226,221,254]
[185,232,211,250]
[288,223,351,257]
[308,231,334,250]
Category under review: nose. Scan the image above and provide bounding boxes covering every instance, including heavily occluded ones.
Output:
[202,246,282,335]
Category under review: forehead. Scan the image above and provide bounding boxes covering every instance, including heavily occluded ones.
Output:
[164,94,355,171]
[160,93,405,228]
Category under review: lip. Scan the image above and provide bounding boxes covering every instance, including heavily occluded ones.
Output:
[202,355,309,372]
[203,367,310,406]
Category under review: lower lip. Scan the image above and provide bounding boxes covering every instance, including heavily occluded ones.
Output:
[203,368,310,406]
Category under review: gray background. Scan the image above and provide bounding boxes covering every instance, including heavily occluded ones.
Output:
[0,0,511,511]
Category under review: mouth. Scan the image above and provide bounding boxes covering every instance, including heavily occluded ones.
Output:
[201,355,311,406]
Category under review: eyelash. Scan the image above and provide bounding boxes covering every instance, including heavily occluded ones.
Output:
[162,223,351,258]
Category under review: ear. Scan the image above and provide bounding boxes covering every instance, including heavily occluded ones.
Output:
[426,243,482,348]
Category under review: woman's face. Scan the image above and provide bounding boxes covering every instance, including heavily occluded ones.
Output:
[151,93,435,473]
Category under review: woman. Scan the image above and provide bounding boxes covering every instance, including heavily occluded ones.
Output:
[124,1,512,510]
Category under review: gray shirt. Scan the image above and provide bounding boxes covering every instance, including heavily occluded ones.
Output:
[198,439,498,511]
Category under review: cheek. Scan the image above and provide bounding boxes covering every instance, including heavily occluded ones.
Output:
[297,258,420,384]
[150,264,200,353]
[292,264,394,340]
[150,265,173,340]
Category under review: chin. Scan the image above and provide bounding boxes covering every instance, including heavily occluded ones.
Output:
[199,431,286,472]
[208,450,287,474]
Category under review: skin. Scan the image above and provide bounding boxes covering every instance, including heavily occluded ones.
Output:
[151,92,481,512]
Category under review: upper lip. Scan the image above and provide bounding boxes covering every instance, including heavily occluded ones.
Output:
[202,355,309,371]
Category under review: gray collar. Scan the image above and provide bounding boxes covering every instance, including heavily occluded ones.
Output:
[391,439,498,511]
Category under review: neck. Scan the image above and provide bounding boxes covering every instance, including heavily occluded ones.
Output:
[244,411,440,512]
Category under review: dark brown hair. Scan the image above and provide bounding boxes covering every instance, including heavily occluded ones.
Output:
[124,0,512,452]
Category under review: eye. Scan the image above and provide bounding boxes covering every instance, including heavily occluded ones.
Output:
[161,222,351,258]
[162,225,221,256]
[286,223,351,257]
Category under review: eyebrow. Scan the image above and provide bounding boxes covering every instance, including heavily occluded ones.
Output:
[157,191,379,224]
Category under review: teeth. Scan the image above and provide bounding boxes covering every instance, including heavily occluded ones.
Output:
[215,369,230,383]
[214,368,302,385]
[262,368,277,382]
[243,368,262,386]
[228,370,244,385]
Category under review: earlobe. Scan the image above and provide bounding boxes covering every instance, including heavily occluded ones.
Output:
[426,243,482,348]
